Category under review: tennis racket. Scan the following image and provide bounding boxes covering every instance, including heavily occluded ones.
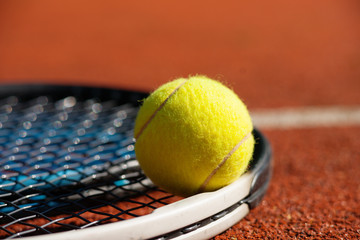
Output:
[0,84,272,240]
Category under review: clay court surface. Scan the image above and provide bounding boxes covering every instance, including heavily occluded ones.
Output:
[0,1,359,239]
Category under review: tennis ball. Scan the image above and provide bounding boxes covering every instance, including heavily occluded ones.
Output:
[134,76,254,197]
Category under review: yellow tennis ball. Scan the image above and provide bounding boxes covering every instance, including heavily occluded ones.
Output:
[134,76,255,197]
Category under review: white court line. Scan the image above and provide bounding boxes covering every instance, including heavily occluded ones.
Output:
[250,106,360,129]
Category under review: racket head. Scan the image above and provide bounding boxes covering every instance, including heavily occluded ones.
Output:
[0,84,272,239]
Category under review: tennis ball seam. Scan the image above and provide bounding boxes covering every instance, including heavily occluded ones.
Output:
[197,131,252,193]
[135,79,188,140]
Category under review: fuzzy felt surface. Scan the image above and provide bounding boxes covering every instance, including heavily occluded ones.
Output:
[134,76,254,196]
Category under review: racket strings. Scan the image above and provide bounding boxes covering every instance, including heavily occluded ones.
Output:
[0,94,178,238]
[1,189,178,238]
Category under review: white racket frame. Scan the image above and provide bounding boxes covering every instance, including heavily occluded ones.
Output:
[23,172,254,240]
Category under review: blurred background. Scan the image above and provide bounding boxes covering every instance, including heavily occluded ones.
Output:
[0,0,359,109]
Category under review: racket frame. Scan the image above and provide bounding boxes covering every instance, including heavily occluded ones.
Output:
[0,84,272,240]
